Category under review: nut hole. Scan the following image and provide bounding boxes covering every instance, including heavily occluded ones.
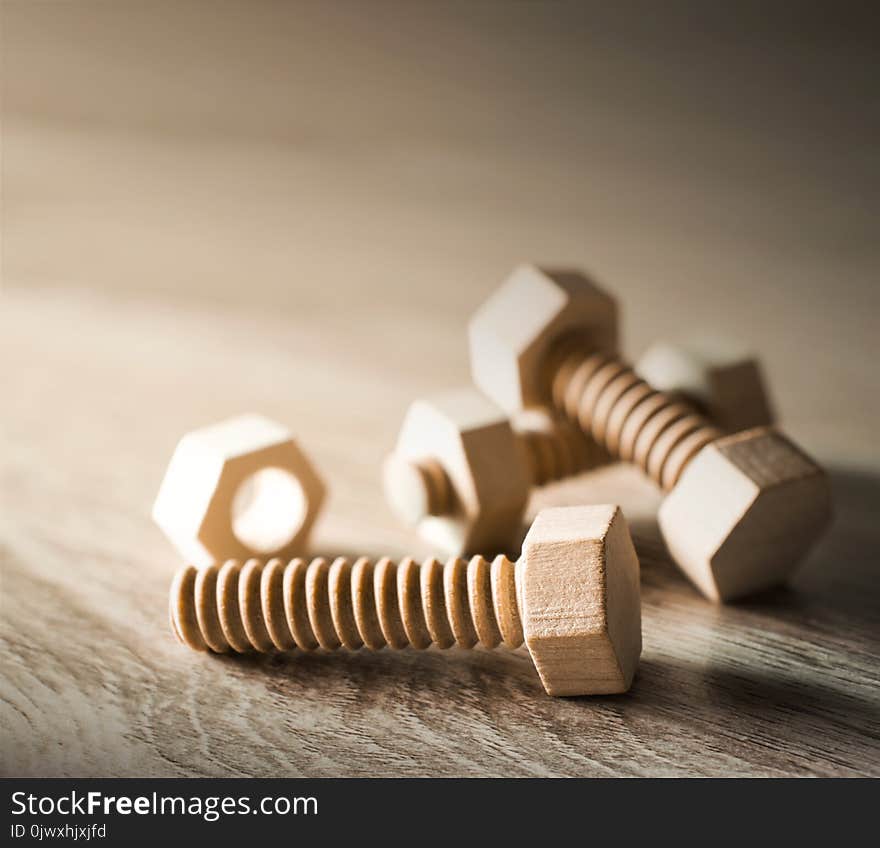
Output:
[231,467,306,553]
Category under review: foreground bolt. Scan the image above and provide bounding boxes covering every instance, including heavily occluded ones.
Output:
[469,265,832,602]
[169,505,642,696]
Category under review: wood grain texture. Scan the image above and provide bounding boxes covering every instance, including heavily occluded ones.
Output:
[520,505,641,696]
[1,290,878,777]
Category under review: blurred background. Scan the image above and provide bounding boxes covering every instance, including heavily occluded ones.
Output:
[3,0,878,463]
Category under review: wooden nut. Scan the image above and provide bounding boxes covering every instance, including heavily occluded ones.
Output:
[469,264,618,413]
[383,388,531,556]
[636,340,775,432]
[520,504,641,696]
[658,427,832,602]
[153,414,326,567]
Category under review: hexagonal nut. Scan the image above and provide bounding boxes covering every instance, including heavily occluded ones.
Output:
[658,427,832,602]
[636,339,775,432]
[469,264,618,413]
[383,388,531,555]
[152,414,326,567]
[521,505,642,696]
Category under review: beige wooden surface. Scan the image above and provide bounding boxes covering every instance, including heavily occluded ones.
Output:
[2,1,879,777]
[1,287,878,777]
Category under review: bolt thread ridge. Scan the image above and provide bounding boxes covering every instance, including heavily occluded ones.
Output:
[415,459,453,515]
[551,351,722,490]
[519,423,608,486]
[170,555,524,654]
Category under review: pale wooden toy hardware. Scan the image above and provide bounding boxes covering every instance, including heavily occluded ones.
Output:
[384,296,776,561]
[382,388,607,556]
[153,414,326,568]
[469,265,832,602]
[169,505,642,697]
[635,339,774,433]
[383,373,766,558]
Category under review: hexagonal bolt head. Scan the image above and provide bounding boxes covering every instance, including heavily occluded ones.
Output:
[469,264,618,413]
[636,339,775,432]
[521,504,642,696]
[383,388,532,555]
[658,427,832,602]
[153,414,326,567]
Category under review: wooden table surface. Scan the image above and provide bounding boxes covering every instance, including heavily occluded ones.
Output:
[1,286,878,778]
[2,1,878,777]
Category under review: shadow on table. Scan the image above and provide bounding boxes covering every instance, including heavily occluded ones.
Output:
[630,654,880,762]
[699,663,880,728]
[732,467,880,624]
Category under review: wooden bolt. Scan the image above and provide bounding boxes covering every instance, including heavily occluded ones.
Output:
[169,505,642,697]
[469,266,832,602]
[383,389,605,555]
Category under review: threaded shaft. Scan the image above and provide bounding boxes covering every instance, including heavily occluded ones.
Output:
[383,455,454,524]
[410,459,453,516]
[551,351,722,490]
[170,555,524,654]
[517,422,607,486]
